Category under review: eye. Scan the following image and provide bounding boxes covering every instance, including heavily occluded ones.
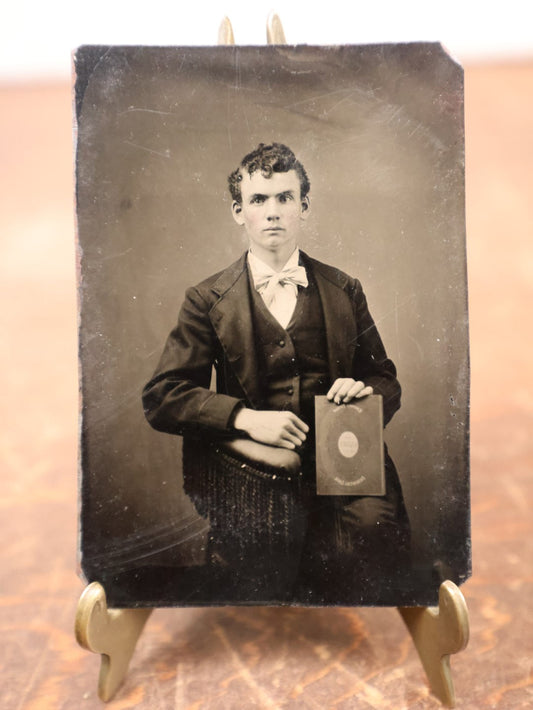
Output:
[278,193,293,204]
[250,195,265,205]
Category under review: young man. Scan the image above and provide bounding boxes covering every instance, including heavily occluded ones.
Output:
[143,143,409,603]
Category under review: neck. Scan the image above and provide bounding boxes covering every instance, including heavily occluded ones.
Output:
[250,242,298,271]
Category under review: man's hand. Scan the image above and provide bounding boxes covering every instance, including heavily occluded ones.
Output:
[234,408,309,450]
[327,378,373,405]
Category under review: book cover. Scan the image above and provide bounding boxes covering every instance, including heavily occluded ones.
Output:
[315,395,385,496]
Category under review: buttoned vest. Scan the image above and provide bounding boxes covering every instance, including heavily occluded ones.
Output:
[249,267,330,425]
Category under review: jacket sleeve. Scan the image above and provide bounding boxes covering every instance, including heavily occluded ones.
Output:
[351,279,401,427]
[142,285,243,436]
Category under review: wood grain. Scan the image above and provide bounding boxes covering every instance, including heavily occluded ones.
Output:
[0,62,532,708]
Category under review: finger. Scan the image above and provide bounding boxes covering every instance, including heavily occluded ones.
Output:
[341,381,365,403]
[333,380,360,404]
[327,378,349,400]
[336,380,361,401]
[279,431,304,448]
[278,439,297,450]
[284,422,307,442]
[355,385,373,398]
[286,413,309,433]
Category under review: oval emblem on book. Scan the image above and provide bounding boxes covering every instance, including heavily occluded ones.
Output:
[337,431,359,458]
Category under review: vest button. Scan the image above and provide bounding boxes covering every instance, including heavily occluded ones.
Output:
[287,386,294,395]
[278,339,285,347]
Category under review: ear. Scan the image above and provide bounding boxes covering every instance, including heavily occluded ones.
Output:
[300,196,310,220]
[232,200,245,226]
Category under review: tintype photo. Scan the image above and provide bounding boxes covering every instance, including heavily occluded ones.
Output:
[75,43,470,607]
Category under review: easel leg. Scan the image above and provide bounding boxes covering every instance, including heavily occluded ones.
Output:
[75,582,152,701]
[398,580,469,707]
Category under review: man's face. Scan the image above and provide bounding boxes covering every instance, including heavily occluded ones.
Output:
[232,170,309,257]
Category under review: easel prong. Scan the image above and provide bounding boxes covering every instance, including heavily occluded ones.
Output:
[398,580,469,707]
[218,16,235,46]
[267,12,287,45]
[75,582,152,702]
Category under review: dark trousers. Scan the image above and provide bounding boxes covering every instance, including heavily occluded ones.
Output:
[294,453,410,603]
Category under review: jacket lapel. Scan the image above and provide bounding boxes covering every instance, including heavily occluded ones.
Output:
[208,254,261,406]
[304,253,357,382]
[209,251,357,406]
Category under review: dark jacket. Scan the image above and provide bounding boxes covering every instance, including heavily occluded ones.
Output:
[142,251,401,435]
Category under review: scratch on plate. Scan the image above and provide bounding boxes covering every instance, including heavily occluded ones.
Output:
[359,293,416,338]
[100,247,133,261]
[408,333,424,361]
[120,107,176,116]
[322,93,355,117]
[283,88,353,111]
[124,140,171,159]
[395,292,400,359]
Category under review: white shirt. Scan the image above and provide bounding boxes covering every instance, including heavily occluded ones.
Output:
[247,249,308,329]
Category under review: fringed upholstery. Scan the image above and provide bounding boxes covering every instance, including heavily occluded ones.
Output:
[182,438,306,566]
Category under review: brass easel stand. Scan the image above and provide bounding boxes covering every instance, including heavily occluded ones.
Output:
[75,582,152,701]
[75,13,469,705]
[76,578,468,706]
[399,580,469,706]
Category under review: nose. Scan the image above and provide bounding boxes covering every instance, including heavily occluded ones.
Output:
[266,197,280,221]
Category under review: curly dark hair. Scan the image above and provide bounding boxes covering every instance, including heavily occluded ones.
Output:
[228,143,310,203]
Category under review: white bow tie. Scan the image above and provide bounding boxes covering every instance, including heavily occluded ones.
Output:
[254,264,308,308]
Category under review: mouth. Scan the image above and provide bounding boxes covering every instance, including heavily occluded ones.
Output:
[263,227,284,232]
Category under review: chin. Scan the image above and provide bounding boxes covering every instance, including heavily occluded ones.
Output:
[263,237,284,247]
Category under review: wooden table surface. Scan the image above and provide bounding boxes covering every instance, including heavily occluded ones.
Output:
[1,62,532,709]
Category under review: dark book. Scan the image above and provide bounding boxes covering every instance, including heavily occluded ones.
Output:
[315,395,385,496]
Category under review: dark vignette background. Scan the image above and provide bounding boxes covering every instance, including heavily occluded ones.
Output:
[75,44,469,607]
